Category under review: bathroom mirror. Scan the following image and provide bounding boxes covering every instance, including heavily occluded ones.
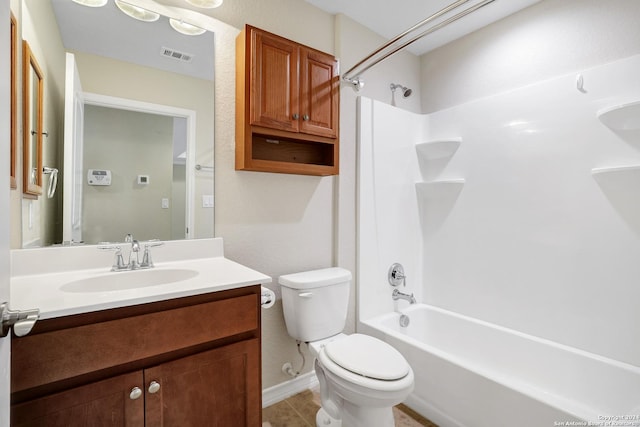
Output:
[10,12,17,190]
[22,40,43,198]
[19,0,218,246]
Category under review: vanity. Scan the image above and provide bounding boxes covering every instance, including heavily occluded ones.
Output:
[9,238,270,426]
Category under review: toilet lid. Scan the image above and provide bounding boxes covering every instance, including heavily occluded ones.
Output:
[324,334,410,381]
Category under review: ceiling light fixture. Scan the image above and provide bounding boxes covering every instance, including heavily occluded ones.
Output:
[71,0,108,7]
[115,0,160,22]
[169,18,207,36]
[184,0,223,9]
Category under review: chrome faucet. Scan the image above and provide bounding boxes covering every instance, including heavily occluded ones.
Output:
[392,288,416,304]
[125,234,141,269]
[99,234,163,271]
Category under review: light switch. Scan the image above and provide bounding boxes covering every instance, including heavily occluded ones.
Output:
[202,195,214,208]
[161,198,170,209]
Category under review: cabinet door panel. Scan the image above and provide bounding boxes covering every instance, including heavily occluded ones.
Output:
[300,48,339,138]
[250,30,299,132]
[145,339,261,427]
[11,371,144,427]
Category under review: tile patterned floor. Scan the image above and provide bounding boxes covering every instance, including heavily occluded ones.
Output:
[262,389,438,427]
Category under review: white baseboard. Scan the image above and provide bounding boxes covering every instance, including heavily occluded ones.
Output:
[262,371,319,408]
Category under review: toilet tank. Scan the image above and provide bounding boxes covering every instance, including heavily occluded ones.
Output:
[279,267,352,342]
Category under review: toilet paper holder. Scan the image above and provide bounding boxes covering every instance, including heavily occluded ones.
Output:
[261,286,275,309]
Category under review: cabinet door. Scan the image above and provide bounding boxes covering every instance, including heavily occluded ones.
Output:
[11,371,144,427]
[299,48,339,139]
[250,28,299,133]
[144,338,261,427]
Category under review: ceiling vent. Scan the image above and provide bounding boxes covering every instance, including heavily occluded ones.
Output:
[161,47,194,63]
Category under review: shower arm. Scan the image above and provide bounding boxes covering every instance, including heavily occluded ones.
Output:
[342,0,497,90]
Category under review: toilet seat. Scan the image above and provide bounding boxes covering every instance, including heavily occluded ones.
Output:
[317,334,413,394]
[324,334,410,381]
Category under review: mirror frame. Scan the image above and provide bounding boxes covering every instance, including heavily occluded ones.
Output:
[10,12,17,190]
[22,40,44,198]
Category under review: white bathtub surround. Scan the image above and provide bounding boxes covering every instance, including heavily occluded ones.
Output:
[358,54,640,425]
[10,238,271,319]
[362,305,640,426]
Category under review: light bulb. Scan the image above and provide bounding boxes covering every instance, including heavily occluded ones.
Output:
[72,0,108,7]
[169,18,206,36]
[115,0,160,22]
[185,0,223,8]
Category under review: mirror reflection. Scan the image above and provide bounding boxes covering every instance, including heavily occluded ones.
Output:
[20,0,216,246]
[22,39,43,198]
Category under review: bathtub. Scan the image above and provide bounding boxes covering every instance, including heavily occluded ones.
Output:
[360,304,640,427]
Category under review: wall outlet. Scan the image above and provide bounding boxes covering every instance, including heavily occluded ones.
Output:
[161,198,169,209]
[202,195,214,208]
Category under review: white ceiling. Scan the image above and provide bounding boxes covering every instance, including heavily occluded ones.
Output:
[50,0,215,81]
[305,0,542,56]
[50,0,542,81]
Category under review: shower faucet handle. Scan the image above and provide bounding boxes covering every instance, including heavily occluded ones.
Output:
[388,263,406,287]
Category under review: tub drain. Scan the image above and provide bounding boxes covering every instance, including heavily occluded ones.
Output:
[399,314,410,327]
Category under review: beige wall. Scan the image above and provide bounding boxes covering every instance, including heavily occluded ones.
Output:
[82,106,174,243]
[212,4,422,388]
[14,0,66,247]
[9,0,21,249]
[74,52,215,240]
[11,2,216,247]
[212,0,336,389]
[7,0,423,392]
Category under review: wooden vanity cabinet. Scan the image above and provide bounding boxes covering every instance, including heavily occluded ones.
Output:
[10,286,262,427]
[236,25,340,176]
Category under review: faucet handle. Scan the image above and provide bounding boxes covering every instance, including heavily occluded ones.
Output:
[388,263,406,287]
[98,245,127,271]
[140,241,163,268]
[143,239,164,248]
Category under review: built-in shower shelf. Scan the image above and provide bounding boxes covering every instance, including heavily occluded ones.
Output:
[597,101,640,131]
[415,139,461,160]
[591,165,640,175]
[415,179,465,199]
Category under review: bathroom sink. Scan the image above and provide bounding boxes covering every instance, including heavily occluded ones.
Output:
[60,268,199,293]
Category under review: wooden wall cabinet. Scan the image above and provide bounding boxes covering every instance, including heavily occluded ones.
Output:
[236,25,340,176]
[11,287,262,427]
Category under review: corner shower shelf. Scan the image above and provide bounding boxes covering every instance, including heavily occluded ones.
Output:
[415,139,461,160]
[597,101,640,131]
[591,165,640,176]
[415,179,465,199]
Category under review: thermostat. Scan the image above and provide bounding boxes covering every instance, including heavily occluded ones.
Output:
[87,169,112,186]
[138,175,150,185]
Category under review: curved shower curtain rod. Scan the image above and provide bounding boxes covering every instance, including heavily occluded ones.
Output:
[342,0,497,91]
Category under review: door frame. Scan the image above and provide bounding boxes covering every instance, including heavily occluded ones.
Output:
[1,0,14,423]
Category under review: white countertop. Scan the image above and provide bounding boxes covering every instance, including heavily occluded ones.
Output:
[10,238,272,319]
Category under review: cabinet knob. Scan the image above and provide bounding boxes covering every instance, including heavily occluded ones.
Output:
[292,113,299,120]
[303,115,310,121]
[129,387,143,400]
[148,381,161,394]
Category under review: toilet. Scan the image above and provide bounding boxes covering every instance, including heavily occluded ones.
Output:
[279,267,414,427]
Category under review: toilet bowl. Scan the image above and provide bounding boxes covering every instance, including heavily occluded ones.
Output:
[313,333,414,427]
[279,268,415,427]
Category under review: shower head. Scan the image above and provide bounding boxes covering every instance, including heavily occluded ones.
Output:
[390,83,412,98]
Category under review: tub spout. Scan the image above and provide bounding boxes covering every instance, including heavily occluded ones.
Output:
[393,288,416,304]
